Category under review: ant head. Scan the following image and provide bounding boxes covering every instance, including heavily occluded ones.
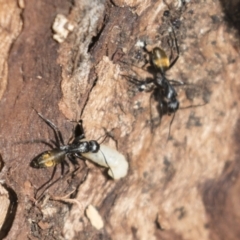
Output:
[89,140,100,153]
[167,100,179,114]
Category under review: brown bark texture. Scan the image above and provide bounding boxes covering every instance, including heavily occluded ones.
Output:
[0,0,240,239]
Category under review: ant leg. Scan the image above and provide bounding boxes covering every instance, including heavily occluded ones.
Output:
[122,74,142,85]
[35,165,58,200]
[15,139,54,148]
[124,75,155,92]
[180,102,208,110]
[149,90,163,132]
[59,158,79,179]
[61,161,67,176]
[168,37,174,63]
[168,54,179,70]
[167,112,176,142]
[36,161,71,202]
[169,79,184,86]
[68,120,85,144]
[75,120,85,137]
[33,109,65,146]
[149,91,155,133]
[70,120,86,144]
[141,42,155,69]
[142,41,151,55]
[168,28,179,70]
[66,154,79,173]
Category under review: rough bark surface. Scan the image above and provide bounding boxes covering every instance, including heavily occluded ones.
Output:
[0,0,240,239]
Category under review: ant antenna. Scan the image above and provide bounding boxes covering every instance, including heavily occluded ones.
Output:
[100,128,118,145]
[32,108,64,146]
[99,149,114,179]
[180,102,208,110]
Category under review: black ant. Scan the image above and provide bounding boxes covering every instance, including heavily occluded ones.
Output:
[30,111,128,200]
[30,111,101,199]
[127,28,182,137]
[131,31,208,139]
[31,119,99,169]
[149,40,180,116]
[31,113,100,169]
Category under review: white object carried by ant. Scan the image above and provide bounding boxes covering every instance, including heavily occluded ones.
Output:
[82,144,128,179]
